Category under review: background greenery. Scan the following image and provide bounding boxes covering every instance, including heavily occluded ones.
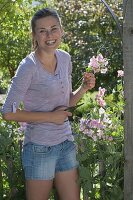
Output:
[0,0,123,199]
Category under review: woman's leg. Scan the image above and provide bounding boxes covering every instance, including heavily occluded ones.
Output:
[26,179,53,200]
[55,168,80,200]
[22,142,56,200]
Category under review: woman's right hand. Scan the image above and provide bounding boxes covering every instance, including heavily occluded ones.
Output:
[51,106,72,125]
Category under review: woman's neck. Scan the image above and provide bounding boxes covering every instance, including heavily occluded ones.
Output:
[35,49,57,74]
[35,48,55,60]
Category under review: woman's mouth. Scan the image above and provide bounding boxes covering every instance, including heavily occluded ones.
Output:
[45,40,56,46]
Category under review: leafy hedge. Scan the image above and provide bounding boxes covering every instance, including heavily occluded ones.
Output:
[0,0,123,199]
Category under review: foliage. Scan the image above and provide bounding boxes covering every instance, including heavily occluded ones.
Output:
[0,0,124,199]
[0,116,25,199]
[72,57,124,199]
[0,0,32,90]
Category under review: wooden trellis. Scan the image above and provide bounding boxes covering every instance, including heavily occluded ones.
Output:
[123,0,133,199]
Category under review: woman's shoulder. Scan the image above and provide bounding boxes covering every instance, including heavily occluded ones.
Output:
[13,53,37,75]
[16,52,37,75]
[56,49,71,59]
[20,52,36,66]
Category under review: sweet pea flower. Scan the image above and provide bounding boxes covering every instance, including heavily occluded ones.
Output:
[117,70,124,77]
[18,122,27,133]
[88,56,100,73]
[97,97,106,107]
[96,87,106,107]
[92,135,97,141]
[102,114,112,124]
[96,54,104,62]
[89,56,99,68]
[89,119,104,129]
[97,129,104,139]
[87,53,108,74]
[85,129,94,137]
[108,136,113,141]
[80,118,88,131]
[96,54,108,66]
[99,107,105,115]
[98,87,106,97]
[101,68,108,74]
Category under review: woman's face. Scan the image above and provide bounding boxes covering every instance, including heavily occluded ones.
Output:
[33,16,63,52]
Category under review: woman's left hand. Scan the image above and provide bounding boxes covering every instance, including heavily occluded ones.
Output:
[82,72,96,91]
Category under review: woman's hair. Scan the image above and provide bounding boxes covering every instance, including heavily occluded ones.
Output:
[31,8,62,50]
[31,8,61,33]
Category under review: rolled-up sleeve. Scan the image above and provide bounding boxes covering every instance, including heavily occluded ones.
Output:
[1,59,36,114]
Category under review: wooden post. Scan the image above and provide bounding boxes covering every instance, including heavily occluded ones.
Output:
[123,0,133,199]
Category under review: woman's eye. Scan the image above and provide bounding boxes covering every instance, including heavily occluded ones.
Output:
[52,27,59,32]
[40,30,46,33]
[52,28,57,31]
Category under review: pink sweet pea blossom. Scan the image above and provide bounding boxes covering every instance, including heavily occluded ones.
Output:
[79,118,87,132]
[79,117,113,141]
[89,56,99,68]
[89,119,104,129]
[97,87,106,98]
[96,54,108,66]
[96,87,106,107]
[108,136,113,141]
[79,53,115,142]
[87,53,108,74]
[96,97,106,107]
[88,56,100,73]
[96,54,104,62]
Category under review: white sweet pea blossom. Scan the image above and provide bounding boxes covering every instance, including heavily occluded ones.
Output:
[117,70,124,77]
[99,107,105,115]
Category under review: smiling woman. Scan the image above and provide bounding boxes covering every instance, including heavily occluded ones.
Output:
[1,7,95,200]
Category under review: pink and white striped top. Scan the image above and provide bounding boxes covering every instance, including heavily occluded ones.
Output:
[2,49,74,145]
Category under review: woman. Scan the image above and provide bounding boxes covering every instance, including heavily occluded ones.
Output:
[2,8,95,200]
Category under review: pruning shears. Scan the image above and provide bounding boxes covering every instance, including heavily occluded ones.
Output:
[64,103,84,112]
[53,103,84,112]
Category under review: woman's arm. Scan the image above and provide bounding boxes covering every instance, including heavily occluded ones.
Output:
[2,109,72,125]
[69,72,96,107]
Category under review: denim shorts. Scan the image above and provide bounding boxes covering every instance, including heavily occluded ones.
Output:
[21,140,79,180]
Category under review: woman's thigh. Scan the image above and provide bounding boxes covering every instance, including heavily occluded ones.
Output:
[54,140,80,200]
[26,180,53,200]
[55,168,80,200]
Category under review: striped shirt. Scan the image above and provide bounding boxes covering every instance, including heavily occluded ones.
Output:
[2,49,74,145]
